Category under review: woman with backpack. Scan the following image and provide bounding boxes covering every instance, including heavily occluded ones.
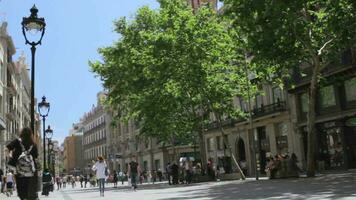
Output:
[6,127,39,200]
[92,156,107,197]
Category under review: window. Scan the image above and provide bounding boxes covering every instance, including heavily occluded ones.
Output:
[272,87,284,103]
[320,85,336,108]
[255,95,263,108]
[239,98,248,112]
[300,93,309,113]
[277,123,288,136]
[216,136,222,150]
[345,77,356,101]
[207,137,215,151]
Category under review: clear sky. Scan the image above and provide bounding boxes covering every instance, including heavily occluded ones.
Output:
[1,0,159,143]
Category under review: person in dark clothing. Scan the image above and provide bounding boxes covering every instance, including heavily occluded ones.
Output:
[6,127,39,200]
[171,163,179,185]
[0,168,4,193]
[42,169,52,196]
[166,163,172,185]
[128,158,141,191]
[113,170,118,188]
[80,175,84,188]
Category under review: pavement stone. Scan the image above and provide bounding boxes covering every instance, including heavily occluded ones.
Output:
[2,171,356,200]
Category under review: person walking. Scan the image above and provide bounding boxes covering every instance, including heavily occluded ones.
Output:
[62,176,67,188]
[113,170,118,188]
[6,127,39,200]
[92,156,107,197]
[165,162,172,185]
[128,157,141,191]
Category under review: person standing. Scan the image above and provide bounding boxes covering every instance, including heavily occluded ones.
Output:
[165,162,172,185]
[42,169,52,196]
[6,127,39,200]
[128,157,141,191]
[92,156,107,197]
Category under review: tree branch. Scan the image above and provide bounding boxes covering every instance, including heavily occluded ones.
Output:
[317,39,333,56]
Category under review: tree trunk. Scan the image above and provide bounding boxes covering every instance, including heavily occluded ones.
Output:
[216,114,246,180]
[198,130,208,169]
[306,55,321,177]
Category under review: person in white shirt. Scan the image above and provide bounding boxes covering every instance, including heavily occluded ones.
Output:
[92,156,107,197]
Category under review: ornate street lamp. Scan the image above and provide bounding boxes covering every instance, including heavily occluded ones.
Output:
[22,5,46,134]
[38,96,50,169]
[46,125,53,171]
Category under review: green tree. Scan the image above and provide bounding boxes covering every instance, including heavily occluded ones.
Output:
[223,0,356,176]
[91,0,247,167]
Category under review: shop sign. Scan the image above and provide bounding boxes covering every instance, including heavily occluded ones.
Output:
[346,118,356,127]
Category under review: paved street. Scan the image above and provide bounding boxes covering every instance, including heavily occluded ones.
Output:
[3,171,356,200]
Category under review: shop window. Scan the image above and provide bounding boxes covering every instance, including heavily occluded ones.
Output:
[319,85,336,108]
[345,77,356,102]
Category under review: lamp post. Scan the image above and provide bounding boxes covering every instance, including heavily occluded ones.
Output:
[244,54,259,180]
[21,5,46,134]
[38,96,50,169]
[46,126,53,171]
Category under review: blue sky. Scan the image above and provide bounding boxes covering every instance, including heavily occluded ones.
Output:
[1,0,159,143]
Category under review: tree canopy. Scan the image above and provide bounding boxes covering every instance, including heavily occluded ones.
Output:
[90,0,247,151]
[223,0,356,176]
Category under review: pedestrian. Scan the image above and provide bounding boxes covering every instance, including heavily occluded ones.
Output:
[80,175,84,188]
[92,156,107,197]
[0,168,3,193]
[71,176,76,188]
[171,163,179,185]
[151,170,157,184]
[56,176,62,190]
[62,176,67,188]
[42,169,52,196]
[84,175,88,188]
[118,171,125,185]
[128,157,141,191]
[165,162,172,185]
[6,127,40,200]
[157,169,162,182]
[113,170,118,188]
[5,170,15,197]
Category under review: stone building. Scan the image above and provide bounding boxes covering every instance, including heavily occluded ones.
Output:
[203,84,297,176]
[289,54,356,170]
[82,92,109,171]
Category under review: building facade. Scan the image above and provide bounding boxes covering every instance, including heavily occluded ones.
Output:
[289,57,356,171]
[82,92,109,172]
[203,84,298,176]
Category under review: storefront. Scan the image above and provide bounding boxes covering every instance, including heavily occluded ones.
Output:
[302,117,356,170]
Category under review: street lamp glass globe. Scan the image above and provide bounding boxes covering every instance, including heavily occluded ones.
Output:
[38,96,50,117]
[21,5,46,44]
[45,125,53,139]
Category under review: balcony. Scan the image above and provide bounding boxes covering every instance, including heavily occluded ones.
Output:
[205,118,237,131]
[252,101,287,118]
